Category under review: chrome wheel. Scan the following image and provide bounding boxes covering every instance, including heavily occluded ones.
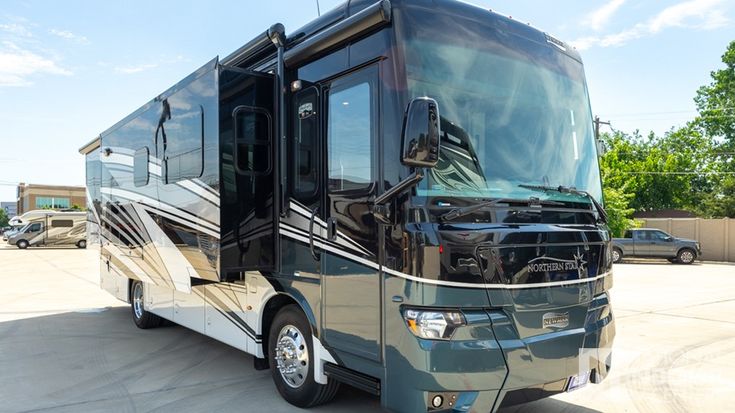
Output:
[274,324,309,388]
[132,282,144,319]
[612,249,620,263]
[679,250,695,264]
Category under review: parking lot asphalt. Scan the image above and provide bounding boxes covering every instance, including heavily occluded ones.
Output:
[1,246,734,413]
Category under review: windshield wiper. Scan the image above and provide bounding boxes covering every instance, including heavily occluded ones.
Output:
[440,197,564,222]
[518,184,608,224]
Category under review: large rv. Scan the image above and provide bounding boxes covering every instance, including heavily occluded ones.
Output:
[79,1,615,411]
[6,211,87,249]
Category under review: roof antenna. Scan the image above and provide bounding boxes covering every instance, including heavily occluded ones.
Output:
[316,0,321,16]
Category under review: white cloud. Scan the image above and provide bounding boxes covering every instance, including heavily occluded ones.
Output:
[0,41,72,87]
[0,23,33,38]
[584,0,627,31]
[114,63,158,74]
[573,0,730,50]
[113,55,187,75]
[49,28,89,44]
[647,0,728,32]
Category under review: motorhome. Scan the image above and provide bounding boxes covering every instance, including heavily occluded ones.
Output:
[6,211,87,249]
[79,1,615,411]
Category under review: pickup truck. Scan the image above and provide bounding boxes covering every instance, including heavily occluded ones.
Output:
[612,228,701,264]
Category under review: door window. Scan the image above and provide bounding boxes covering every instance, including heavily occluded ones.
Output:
[651,231,669,241]
[234,107,272,176]
[327,72,375,192]
[293,88,319,202]
[26,223,42,233]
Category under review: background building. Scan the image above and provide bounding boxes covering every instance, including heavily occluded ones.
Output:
[16,183,86,215]
[1,202,17,217]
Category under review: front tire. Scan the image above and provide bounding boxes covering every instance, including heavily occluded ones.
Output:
[77,240,87,249]
[612,247,623,263]
[268,305,339,408]
[677,248,696,265]
[16,240,29,249]
[131,281,162,329]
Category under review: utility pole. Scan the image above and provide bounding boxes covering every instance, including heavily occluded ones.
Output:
[594,116,611,140]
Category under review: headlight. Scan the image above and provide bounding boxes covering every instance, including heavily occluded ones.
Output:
[402,308,466,340]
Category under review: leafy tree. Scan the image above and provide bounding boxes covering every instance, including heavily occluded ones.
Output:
[694,40,735,145]
[598,128,715,213]
[0,209,8,228]
[603,186,637,237]
[696,176,735,218]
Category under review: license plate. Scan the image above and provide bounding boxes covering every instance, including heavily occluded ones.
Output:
[567,370,590,392]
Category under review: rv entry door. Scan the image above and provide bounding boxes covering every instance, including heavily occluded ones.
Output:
[219,68,279,275]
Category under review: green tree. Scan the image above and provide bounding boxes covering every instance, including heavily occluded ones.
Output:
[603,186,637,238]
[0,209,8,228]
[598,128,715,213]
[692,40,735,217]
[694,40,735,145]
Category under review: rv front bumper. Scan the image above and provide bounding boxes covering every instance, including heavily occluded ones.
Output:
[383,305,615,413]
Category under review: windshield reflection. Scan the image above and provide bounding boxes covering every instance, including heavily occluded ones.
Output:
[404,34,602,204]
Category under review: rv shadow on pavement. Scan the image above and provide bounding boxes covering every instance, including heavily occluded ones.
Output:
[0,306,599,413]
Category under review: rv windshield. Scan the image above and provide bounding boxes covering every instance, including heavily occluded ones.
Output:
[402,12,603,204]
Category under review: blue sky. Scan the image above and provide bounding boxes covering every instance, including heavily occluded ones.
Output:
[0,0,733,204]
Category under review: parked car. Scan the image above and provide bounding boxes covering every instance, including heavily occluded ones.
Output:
[612,228,701,264]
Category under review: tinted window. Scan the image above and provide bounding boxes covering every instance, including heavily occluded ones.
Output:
[51,220,74,228]
[134,147,149,187]
[624,230,632,238]
[160,102,204,184]
[235,108,271,175]
[651,231,669,240]
[328,79,374,192]
[27,223,42,233]
[293,88,319,199]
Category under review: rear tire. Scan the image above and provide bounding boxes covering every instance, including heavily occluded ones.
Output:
[16,240,29,249]
[612,247,623,263]
[268,305,339,408]
[77,240,87,249]
[677,248,696,265]
[131,281,162,329]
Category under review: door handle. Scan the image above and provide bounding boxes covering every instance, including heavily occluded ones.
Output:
[326,217,337,241]
[309,207,320,261]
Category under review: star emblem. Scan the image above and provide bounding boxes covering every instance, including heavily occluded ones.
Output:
[574,250,588,277]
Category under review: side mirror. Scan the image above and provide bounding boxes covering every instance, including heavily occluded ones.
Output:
[401,97,440,168]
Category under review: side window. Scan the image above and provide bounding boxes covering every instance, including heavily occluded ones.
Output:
[327,70,375,192]
[51,220,74,228]
[293,88,319,201]
[623,230,632,238]
[234,107,272,175]
[27,223,42,233]
[634,231,646,241]
[134,147,149,187]
[652,231,668,240]
[159,100,204,184]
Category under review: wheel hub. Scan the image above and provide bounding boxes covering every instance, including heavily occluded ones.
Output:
[133,283,144,319]
[274,325,309,388]
[681,251,694,263]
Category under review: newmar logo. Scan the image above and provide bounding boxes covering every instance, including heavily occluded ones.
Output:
[527,251,588,277]
[542,312,570,329]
